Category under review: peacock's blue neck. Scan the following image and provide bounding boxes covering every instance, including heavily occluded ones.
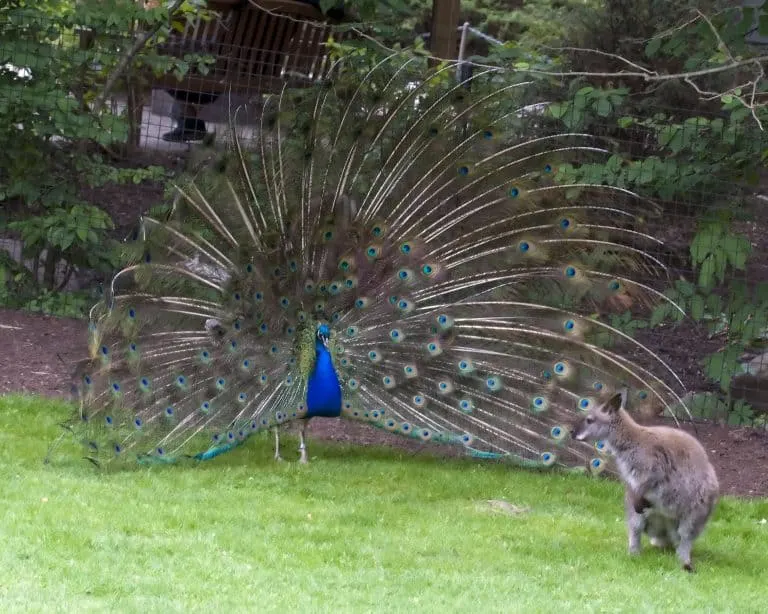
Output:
[305,341,342,418]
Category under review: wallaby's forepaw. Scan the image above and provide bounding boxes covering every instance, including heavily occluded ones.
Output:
[634,497,652,515]
[682,562,694,573]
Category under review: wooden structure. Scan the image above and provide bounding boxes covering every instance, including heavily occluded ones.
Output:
[82,0,468,145]
[429,0,460,61]
[79,0,342,146]
[152,0,341,97]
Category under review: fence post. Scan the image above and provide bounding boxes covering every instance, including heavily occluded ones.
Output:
[429,0,461,63]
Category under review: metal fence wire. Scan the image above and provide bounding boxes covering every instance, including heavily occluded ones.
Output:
[2,3,768,430]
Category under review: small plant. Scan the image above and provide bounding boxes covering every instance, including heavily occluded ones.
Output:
[8,205,118,290]
[23,289,96,319]
[689,221,751,291]
[548,86,629,130]
[679,393,759,427]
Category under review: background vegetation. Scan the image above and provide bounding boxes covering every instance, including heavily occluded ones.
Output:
[3,0,768,425]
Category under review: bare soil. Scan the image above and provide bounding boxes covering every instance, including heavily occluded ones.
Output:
[1,307,765,497]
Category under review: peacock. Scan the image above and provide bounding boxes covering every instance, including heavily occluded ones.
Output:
[61,53,687,474]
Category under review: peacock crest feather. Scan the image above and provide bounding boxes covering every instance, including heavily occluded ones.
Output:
[62,53,687,473]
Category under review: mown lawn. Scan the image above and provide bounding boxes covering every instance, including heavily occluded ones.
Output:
[0,394,765,613]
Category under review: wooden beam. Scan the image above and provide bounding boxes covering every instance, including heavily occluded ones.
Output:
[430,0,460,61]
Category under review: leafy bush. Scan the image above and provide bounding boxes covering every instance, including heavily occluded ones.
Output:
[0,0,173,314]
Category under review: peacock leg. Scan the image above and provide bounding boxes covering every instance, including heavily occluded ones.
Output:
[299,420,309,464]
[273,427,283,462]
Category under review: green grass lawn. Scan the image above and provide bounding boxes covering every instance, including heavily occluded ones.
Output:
[1,395,766,613]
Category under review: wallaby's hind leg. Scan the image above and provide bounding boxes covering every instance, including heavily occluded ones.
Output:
[624,489,646,555]
[676,501,715,573]
[676,535,694,572]
[666,518,681,549]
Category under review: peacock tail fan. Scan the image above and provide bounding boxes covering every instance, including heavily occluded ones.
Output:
[64,52,687,473]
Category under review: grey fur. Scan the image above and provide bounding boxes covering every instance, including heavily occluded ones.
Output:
[573,392,719,572]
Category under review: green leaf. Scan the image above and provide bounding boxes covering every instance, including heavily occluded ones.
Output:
[690,293,705,320]
[714,252,728,285]
[683,393,728,420]
[658,126,685,153]
[650,303,672,327]
[637,161,656,184]
[689,227,721,264]
[595,97,612,117]
[617,116,634,129]
[702,345,743,392]
[645,37,662,58]
[60,232,75,251]
[722,235,751,270]
[741,7,756,36]
[760,14,768,37]
[562,109,585,130]
[705,293,723,315]
[698,256,717,290]
[604,155,624,176]
[728,399,755,426]
[675,280,696,298]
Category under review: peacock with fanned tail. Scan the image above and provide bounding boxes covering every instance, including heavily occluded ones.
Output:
[62,54,687,473]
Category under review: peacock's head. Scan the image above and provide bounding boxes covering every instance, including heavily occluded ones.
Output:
[316,323,331,345]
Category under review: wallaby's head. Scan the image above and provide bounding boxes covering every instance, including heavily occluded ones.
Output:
[573,390,625,442]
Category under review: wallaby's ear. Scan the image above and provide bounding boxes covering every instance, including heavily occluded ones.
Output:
[605,392,623,413]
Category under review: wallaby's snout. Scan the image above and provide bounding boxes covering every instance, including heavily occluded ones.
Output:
[573,415,599,441]
[572,419,589,441]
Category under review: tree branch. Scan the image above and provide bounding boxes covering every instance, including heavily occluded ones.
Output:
[348,8,768,129]
[91,0,186,113]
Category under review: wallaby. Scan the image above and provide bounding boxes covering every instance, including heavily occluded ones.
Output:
[573,390,719,572]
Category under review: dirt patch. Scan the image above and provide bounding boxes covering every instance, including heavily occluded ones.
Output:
[633,319,723,395]
[0,309,87,398]
[0,308,765,497]
[654,419,768,498]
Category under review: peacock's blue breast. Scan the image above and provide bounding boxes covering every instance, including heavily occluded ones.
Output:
[305,342,342,418]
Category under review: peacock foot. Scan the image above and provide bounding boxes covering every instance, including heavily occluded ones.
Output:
[298,422,309,464]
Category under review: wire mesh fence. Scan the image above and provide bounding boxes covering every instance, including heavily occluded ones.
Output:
[2,2,768,430]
